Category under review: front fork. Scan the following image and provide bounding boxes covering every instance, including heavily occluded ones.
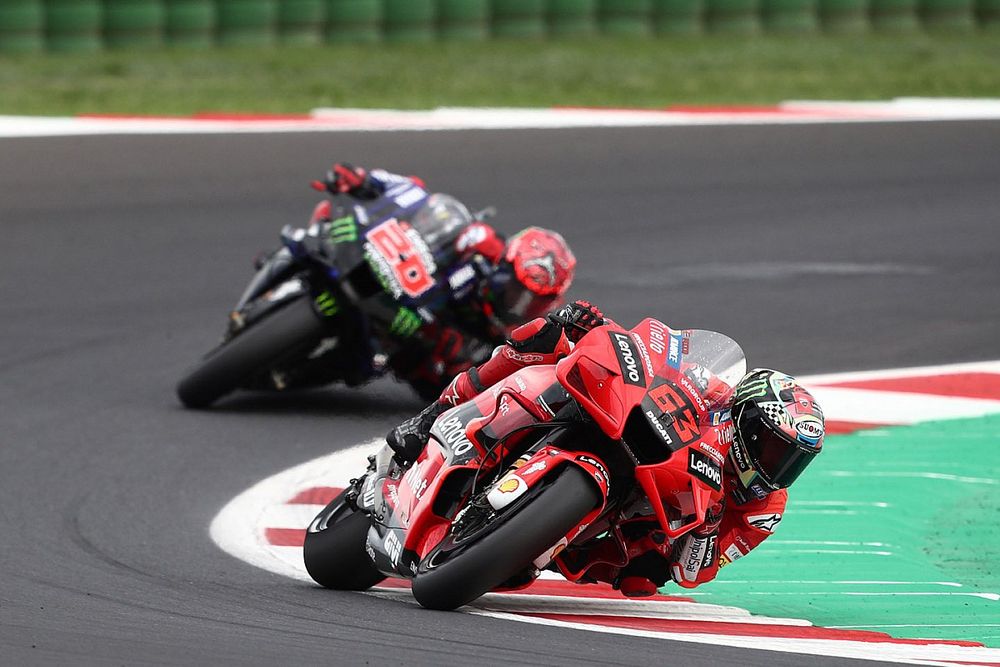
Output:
[354,446,397,519]
[234,246,298,314]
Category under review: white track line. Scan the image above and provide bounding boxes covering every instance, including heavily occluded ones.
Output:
[471,612,999,667]
[4,99,1000,137]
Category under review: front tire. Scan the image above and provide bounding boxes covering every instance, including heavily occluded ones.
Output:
[411,465,600,611]
[303,490,386,591]
[176,296,327,408]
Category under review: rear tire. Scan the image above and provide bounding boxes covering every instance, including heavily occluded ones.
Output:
[303,490,386,591]
[411,465,600,611]
[176,296,327,408]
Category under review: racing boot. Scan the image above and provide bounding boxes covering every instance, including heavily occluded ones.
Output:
[386,400,449,464]
[618,576,658,598]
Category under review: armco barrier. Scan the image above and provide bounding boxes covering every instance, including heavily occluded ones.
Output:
[654,0,705,34]
[104,0,165,49]
[325,0,381,42]
[0,0,44,53]
[979,0,1000,26]
[548,0,598,35]
[818,0,869,31]
[599,0,653,35]
[165,0,215,46]
[216,0,278,46]
[4,1,998,54]
[919,0,975,29]
[761,0,819,30]
[383,0,434,41]
[439,0,489,39]
[492,0,547,38]
[706,0,762,31]
[869,0,920,30]
[45,0,103,52]
[279,0,325,44]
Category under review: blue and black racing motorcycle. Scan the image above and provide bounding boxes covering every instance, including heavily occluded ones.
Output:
[176,186,495,408]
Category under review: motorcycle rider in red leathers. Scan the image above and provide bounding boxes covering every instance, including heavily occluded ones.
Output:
[309,163,577,399]
[386,301,826,597]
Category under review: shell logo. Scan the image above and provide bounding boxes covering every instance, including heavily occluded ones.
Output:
[498,478,521,493]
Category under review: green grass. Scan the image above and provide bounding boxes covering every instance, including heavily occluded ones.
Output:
[692,415,1000,646]
[1,35,999,115]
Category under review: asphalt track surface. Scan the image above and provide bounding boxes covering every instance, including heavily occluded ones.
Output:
[2,121,999,666]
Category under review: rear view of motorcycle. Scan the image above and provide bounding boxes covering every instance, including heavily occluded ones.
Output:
[176,180,483,408]
[304,318,751,610]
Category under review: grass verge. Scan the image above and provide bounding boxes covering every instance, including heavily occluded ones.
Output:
[1,34,999,115]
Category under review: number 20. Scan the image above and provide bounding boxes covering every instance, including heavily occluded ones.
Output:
[368,220,434,298]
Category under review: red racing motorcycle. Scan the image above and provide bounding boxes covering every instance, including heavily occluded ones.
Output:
[303,318,747,610]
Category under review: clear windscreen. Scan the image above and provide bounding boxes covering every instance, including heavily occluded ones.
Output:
[407,194,474,255]
[673,329,747,409]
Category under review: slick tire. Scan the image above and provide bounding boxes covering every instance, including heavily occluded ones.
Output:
[176,296,326,409]
[303,490,386,591]
[411,465,600,611]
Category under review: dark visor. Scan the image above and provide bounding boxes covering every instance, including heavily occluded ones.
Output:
[493,265,558,323]
[735,403,818,490]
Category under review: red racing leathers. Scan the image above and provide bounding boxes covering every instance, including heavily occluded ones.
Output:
[668,480,787,589]
[432,312,788,593]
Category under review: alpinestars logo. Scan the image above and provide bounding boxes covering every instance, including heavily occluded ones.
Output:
[747,513,782,533]
[610,332,647,387]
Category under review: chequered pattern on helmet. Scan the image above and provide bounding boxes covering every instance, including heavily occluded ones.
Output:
[759,401,788,427]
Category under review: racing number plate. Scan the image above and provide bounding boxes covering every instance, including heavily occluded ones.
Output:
[365,219,436,298]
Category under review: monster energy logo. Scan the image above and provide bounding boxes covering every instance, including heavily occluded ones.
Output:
[314,291,339,317]
[363,245,402,299]
[390,307,421,337]
[328,215,358,244]
[735,377,770,401]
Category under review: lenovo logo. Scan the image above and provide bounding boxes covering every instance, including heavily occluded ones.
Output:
[610,332,646,387]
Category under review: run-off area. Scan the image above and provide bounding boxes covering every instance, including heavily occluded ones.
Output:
[694,413,1000,645]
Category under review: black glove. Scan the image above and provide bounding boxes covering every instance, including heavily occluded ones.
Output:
[385,400,449,464]
[548,300,605,343]
[311,162,369,195]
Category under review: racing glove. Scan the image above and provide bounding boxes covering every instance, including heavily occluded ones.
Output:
[311,162,372,196]
[385,400,450,464]
[548,300,605,343]
[456,222,505,264]
[669,500,725,587]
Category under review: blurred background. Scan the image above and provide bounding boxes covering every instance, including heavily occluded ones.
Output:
[1,0,999,114]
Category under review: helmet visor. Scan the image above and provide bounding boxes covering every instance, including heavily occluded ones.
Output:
[497,276,559,323]
[735,403,818,490]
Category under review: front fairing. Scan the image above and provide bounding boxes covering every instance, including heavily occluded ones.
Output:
[557,319,745,445]
[233,246,300,313]
[556,318,746,538]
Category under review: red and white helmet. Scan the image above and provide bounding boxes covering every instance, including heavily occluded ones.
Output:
[490,227,576,324]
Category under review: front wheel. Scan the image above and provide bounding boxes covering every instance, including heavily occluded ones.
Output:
[303,489,386,591]
[176,295,327,409]
[410,465,600,611]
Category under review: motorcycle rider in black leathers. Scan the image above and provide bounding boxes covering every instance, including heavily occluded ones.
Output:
[297,163,579,399]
